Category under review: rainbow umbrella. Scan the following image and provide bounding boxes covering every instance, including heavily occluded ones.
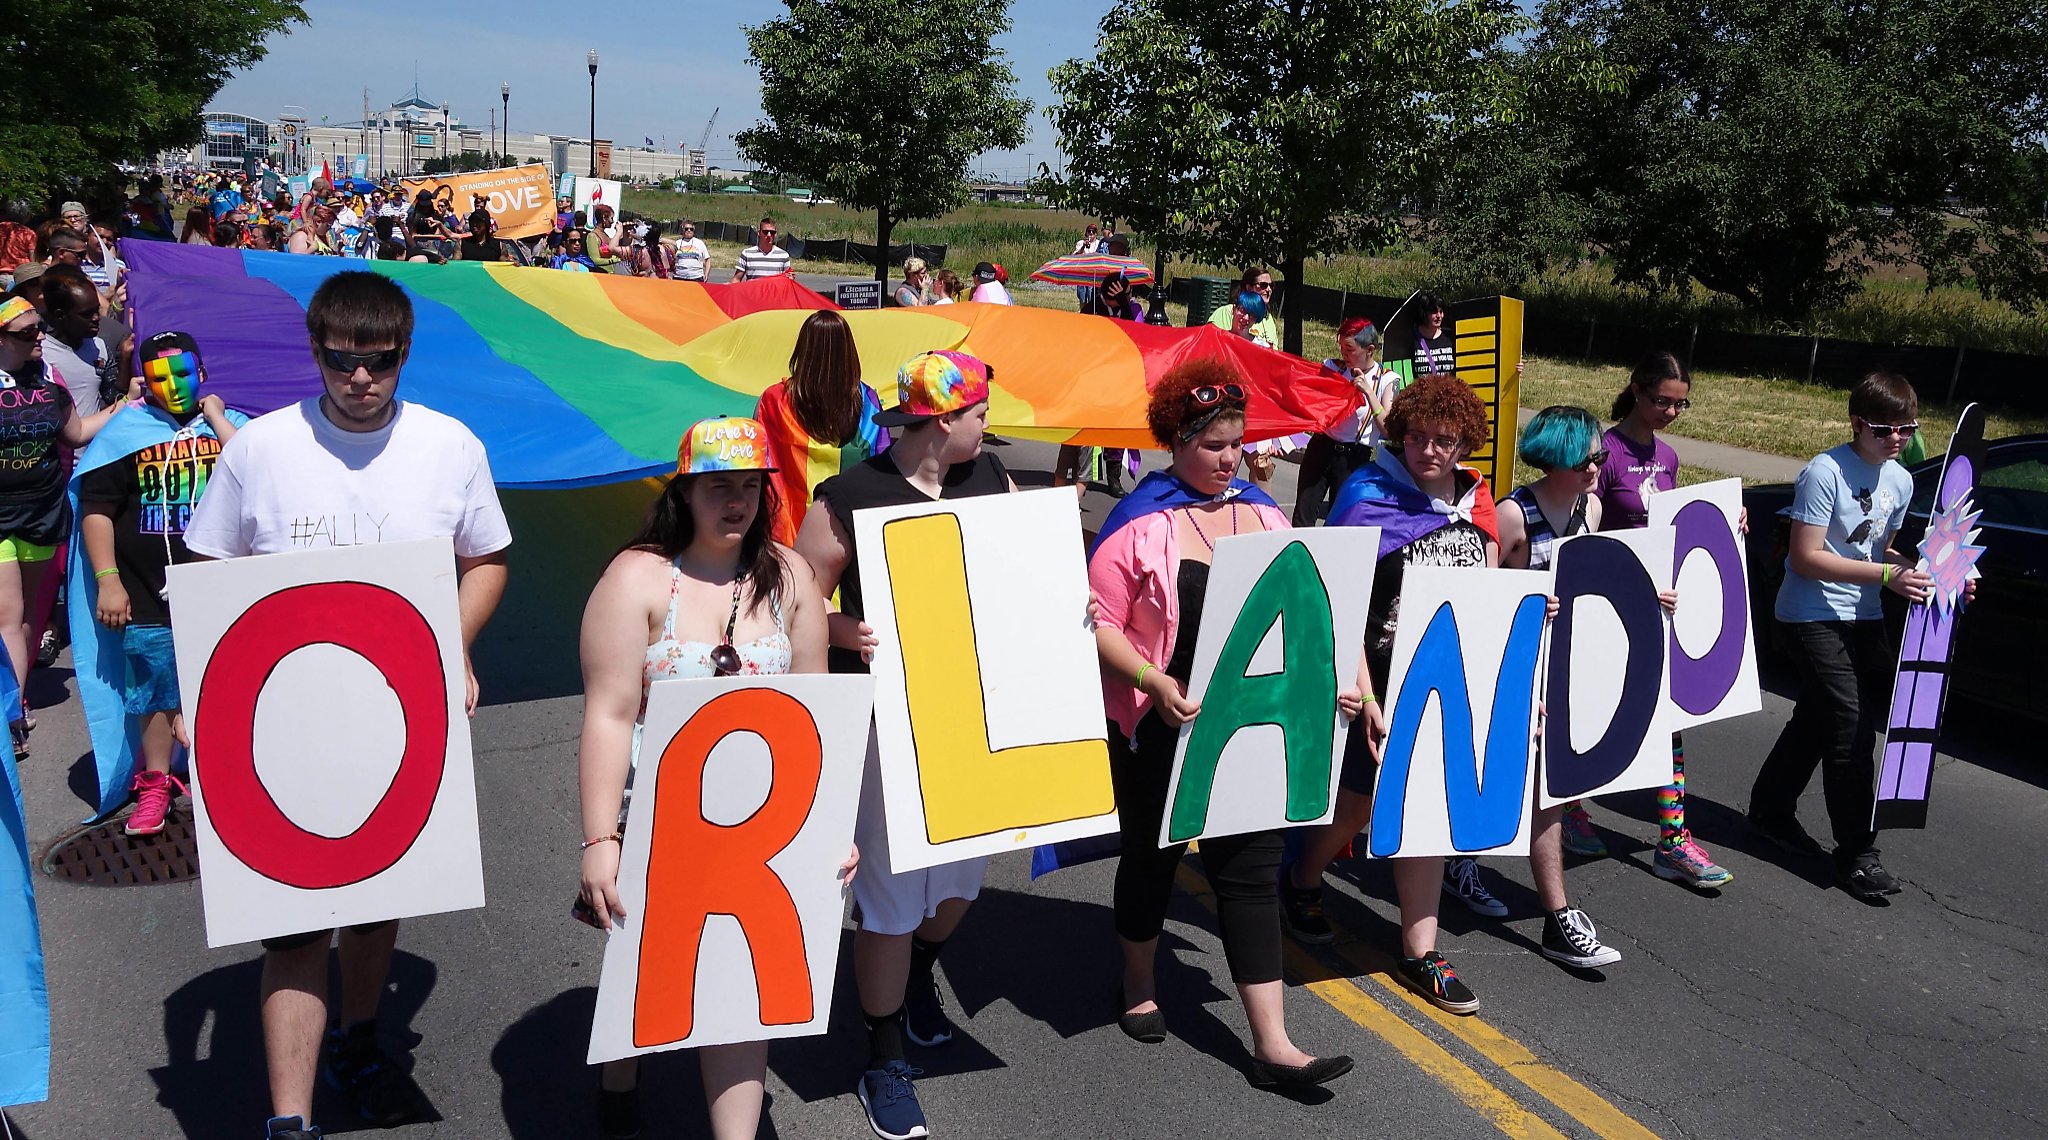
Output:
[120,244,1358,486]
[1030,252,1155,286]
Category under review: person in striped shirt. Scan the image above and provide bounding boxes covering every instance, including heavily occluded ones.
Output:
[731,217,792,281]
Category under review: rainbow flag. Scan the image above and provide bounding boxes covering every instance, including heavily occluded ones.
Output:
[121,244,1362,489]
[753,379,888,546]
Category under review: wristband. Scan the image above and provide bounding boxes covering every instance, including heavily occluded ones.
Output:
[1881,564,1894,587]
[1135,663,1153,690]
[1360,693,1378,704]
[580,833,623,851]
[94,567,119,580]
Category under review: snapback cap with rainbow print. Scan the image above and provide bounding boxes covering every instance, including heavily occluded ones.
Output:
[874,349,993,427]
[676,416,779,475]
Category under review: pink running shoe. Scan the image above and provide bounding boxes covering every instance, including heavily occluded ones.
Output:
[1560,803,1608,857]
[1654,834,1733,888]
[125,770,186,836]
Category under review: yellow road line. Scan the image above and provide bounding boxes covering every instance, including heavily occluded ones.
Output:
[1174,866,1569,1139]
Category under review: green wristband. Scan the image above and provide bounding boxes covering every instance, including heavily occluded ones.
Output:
[1881,564,1894,586]
[1135,663,1153,690]
[94,567,118,580]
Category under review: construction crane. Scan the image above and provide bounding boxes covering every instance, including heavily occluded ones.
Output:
[694,107,719,192]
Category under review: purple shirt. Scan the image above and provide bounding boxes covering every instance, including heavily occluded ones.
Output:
[1596,426,1677,531]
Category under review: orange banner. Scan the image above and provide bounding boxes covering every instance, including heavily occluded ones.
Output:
[399,163,556,241]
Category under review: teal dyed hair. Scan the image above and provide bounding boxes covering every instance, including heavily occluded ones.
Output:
[1518,405,1602,471]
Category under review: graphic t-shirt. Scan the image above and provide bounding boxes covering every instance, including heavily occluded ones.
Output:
[1775,443,1914,623]
[1364,516,1490,693]
[0,366,75,544]
[1596,426,1678,531]
[673,237,710,281]
[183,397,512,560]
[79,428,225,625]
[1415,329,1457,377]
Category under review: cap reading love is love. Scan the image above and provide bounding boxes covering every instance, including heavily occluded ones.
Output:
[874,350,992,427]
[676,416,778,475]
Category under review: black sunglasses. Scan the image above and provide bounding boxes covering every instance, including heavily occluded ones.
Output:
[1,324,42,343]
[319,345,403,373]
[1575,449,1610,471]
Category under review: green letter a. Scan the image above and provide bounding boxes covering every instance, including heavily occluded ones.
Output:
[1167,541,1336,843]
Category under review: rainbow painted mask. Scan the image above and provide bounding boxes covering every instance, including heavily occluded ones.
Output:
[142,351,201,414]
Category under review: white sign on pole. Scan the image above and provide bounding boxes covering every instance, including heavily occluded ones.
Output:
[167,539,483,948]
[856,487,1115,871]
[1158,528,1378,847]
[587,675,872,1063]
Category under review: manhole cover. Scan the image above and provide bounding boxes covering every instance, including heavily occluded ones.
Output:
[40,801,200,886]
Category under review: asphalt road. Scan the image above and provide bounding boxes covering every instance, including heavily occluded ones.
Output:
[7,439,2045,1140]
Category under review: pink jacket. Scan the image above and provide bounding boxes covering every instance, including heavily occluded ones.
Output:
[1089,502,1292,740]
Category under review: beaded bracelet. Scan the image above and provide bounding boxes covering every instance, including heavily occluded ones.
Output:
[580,833,623,850]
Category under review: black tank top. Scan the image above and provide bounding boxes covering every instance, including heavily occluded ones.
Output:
[816,450,1012,673]
[1164,559,1210,684]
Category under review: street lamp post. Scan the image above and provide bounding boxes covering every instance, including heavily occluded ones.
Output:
[587,50,599,178]
[501,82,510,166]
[441,102,450,164]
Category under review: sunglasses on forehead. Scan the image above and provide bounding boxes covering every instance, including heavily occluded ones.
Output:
[319,345,403,373]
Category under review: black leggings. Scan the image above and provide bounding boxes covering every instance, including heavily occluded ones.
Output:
[1110,714,1284,985]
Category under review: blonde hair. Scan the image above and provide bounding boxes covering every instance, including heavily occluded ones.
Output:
[903,256,928,275]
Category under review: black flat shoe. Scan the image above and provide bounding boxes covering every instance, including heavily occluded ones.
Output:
[1248,1054,1354,1088]
[1117,1006,1167,1044]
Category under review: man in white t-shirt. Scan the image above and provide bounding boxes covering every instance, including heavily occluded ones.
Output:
[730,216,792,281]
[672,220,710,281]
[183,271,512,1140]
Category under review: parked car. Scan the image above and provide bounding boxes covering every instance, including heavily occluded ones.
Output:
[1742,433,2048,717]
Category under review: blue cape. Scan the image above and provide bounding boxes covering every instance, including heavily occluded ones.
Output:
[1089,470,1280,556]
[67,403,248,822]
[1325,446,1499,560]
[0,631,44,1108]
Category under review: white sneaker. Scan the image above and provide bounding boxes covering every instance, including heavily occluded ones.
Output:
[1540,906,1622,969]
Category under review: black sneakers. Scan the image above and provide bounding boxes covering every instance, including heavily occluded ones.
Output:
[320,1023,416,1127]
[902,972,955,1048]
[1396,951,1480,1014]
[1746,810,1827,858]
[263,1117,320,1140]
[1279,877,1335,945]
[1540,907,1623,969]
[1837,856,1903,900]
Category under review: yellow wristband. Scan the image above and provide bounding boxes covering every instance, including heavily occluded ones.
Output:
[1135,663,1153,690]
[1881,564,1894,586]
[94,567,118,580]
[1360,693,1378,704]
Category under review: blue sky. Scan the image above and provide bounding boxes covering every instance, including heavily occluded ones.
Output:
[208,0,1112,179]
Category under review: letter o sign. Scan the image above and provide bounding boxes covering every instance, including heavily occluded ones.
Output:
[195,581,448,889]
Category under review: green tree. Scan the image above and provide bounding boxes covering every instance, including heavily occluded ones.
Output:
[1047,0,1523,354]
[735,0,1030,286]
[1453,0,2048,320]
[0,0,306,206]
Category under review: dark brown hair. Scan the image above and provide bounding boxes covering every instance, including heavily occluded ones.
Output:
[1612,351,1690,420]
[1146,357,1247,448]
[787,310,865,445]
[1848,370,1920,423]
[1385,374,1491,454]
[626,474,788,619]
[306,271,414,349]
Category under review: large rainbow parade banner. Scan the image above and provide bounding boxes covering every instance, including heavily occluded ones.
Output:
[120,244,1363,489]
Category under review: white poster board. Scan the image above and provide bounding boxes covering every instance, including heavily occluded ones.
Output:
[573,177,624,238]
[1540,528,1676,807]
[166,539,483,948]
[1159,528,1378,847]
[1648,478,1762,729]
[856,487,1115,871]
[587,675,872,1063]
[1368,567,1548,859]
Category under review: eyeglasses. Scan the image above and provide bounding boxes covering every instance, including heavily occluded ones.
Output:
[50,246,85,260]
[0,324,42,344]
[319,345,403,373]
[1862,420,1920,437]
[1187,383,1247,409]
[1402,431,1463,455]
[1644,395,1691,412]
[1574,449,1610,471]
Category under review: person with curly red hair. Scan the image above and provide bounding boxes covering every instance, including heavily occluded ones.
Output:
[1081,356,1355,1090]
[1281,374,1505,1015]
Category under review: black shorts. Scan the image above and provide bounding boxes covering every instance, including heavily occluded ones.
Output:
[1338,715,1379,796]
[261,920,396,953]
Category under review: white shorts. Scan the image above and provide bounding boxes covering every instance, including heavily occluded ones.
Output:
[850,727,986,936]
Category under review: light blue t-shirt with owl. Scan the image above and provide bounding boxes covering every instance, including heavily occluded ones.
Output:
[1776,443,1915,622]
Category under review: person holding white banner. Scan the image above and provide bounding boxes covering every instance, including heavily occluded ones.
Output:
[575,415,846,1140]
[180,272,512,1140]
[1087,361,1354,1089]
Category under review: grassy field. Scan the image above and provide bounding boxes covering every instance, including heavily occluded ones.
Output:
[625,190,2048,356]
